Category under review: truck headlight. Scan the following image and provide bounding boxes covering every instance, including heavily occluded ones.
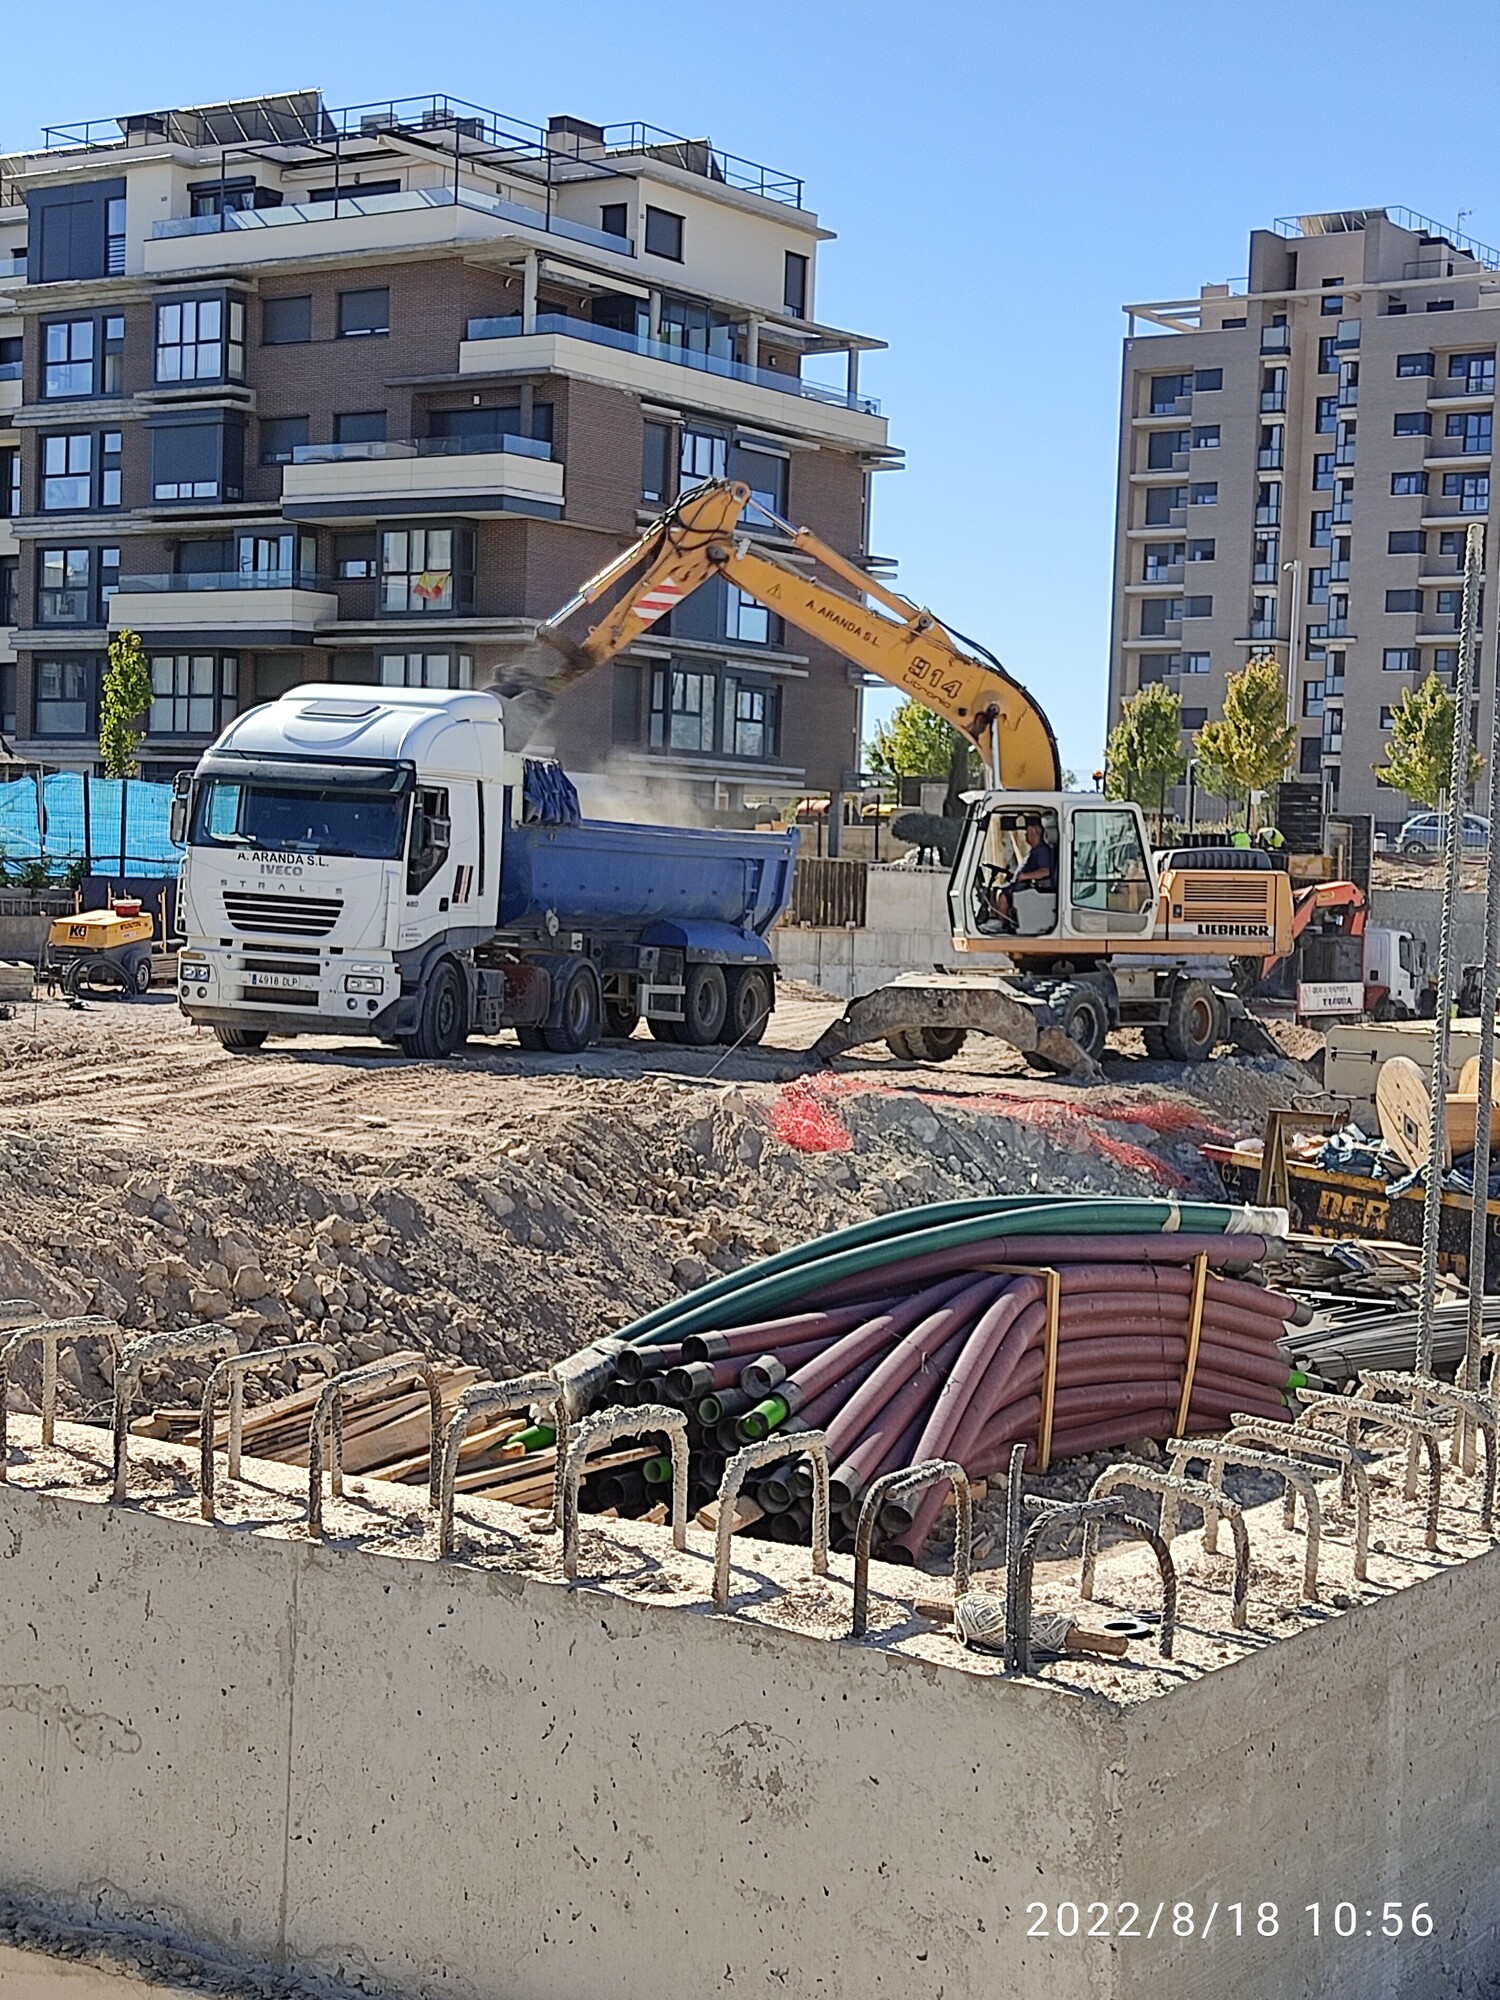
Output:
[179,957,210,979]
[344,974,384,995]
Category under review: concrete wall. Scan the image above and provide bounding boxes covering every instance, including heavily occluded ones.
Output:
[3,1438,1500,1999]
[1371,886,1486,970]
[775,865,957,997]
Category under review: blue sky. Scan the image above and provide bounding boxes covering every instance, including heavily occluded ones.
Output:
[5,0,1498,781]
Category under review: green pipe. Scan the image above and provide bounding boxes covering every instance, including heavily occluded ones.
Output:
[511,1423,556,1452]
[626,1199,1258,1350]
[738,1392,790,1443]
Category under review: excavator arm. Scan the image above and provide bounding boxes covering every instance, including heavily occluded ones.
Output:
[514,479,1062,790]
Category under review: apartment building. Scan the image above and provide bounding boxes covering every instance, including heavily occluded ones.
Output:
[1109,208,1500,832]
[0,90,897,808]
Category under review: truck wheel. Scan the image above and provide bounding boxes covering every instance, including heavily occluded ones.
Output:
[542,960,602,1053]
[1142,1026,1170,1059]
[1057,985,1109,1063]
[1162,979,1221,1063]
[725,967,773,1046]
[885,1026,968,1063]
[675,963,728,1046]
[398,961,470,1060]
[603,997,641,1040]
[516,1026,547,1050]
[214,1027,267,1052]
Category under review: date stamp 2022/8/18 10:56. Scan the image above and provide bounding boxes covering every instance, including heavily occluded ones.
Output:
[1021,1901,1436,1945]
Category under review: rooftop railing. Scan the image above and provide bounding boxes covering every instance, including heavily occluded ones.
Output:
[465,311,880,415]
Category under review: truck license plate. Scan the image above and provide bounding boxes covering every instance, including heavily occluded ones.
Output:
[246,971,313,990]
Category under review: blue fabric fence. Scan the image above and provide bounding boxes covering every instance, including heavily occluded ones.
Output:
[0,774,182,877]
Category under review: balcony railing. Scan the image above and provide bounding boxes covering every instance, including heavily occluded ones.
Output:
[464,311,881,414]
[1257,447,1284,469]
[153,182,633,258]
[1252,562,1279,583]
[1149,395,1191,416]
[1335,444,1357,466]
[1255,504,1282,527]
[290,434,552,465]
[1261,328,1290,353]
[1260,390,1286,412]
[1333,500,1354,523]
[116,571,334,593]
[1337,386,1359,408]
[1331,559,1350,580]
[1142,565,1184,584]
[1248,619,1277,640]
[0,361,20,382]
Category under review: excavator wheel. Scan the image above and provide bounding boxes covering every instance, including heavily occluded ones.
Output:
[885,1026,968,1063]
[1054,984,1109,1065]
[1161,979,1222,1064]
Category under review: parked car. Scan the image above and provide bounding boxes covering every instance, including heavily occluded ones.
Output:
[1398,811,1490,856]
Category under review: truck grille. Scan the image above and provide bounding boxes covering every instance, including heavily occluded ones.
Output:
[223,892,342,938]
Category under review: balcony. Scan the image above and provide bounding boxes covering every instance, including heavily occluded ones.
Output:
[1254,504,1282,527]
[1333,501,1354,523]
[280,435,564,523]
[459,312,887,450]
[1252,562,1279,583]
[1335,444,1357,467]
[0,359,18,416]
[1259,390,1286,412]
[148,181,633,264]
[1331,559,1350,581]
[1337,386,1359,409]
[1257,447,1285,470]
[1260,328,1290,354]
[106,571,340,640]
[1141,563,1184,585]
[1248,619,1278,641]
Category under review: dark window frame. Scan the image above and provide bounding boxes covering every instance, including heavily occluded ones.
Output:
[40,312,125,400]
[337,287,391,339]
[39,429,122,513]
[783,250,808,319]
[643,206,684,262]
[33,653,104,737]
[262,294,312,345]
[599,202,629,240]
[333,410,388,446]
[35,541,119,626]
[153,291,246,386]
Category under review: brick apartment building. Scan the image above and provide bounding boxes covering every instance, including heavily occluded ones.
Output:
[0,90,897,809]
[1109,208,1500,833]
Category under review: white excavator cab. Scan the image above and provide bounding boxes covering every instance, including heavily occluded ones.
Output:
[948,794,1158,952]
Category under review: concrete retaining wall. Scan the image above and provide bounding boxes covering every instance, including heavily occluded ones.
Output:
[1370,887,1486,970]
[1,1444,1498,1999]
[776,865,957,998]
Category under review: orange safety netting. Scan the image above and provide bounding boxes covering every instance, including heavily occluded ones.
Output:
[766,1077,854,1152]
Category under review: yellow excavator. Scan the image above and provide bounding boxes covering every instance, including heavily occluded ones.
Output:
[502,479,1292,1072]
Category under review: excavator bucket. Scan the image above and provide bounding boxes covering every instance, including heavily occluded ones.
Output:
[798,975,1102,1080]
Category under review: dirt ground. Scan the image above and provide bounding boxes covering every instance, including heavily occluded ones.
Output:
[0,985,1328,1433]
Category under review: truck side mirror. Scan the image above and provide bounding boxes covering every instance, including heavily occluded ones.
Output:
[169,772,191,847]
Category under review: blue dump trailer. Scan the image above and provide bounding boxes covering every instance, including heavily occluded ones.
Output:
[175,685,800,1059]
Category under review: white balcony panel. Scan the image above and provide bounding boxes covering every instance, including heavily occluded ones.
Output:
[108,587,339,635]
[280,447,563,522]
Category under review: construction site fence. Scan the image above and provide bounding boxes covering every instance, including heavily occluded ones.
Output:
[0,772,181,878]
[785,855,869,929]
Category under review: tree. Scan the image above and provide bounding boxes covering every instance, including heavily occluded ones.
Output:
[1374,672,1483,810]
[866,697,981,821]
[1193,653,1298,829]
[99,629,153,779]
[1104,682,1186,823]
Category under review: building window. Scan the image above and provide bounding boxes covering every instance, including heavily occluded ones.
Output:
[1450,351,1497,393]
[1303,683,1324,718]
[1187,538,1215,562]
[1135,655,1178,685]
[37,545,116,624]
[1391,472,1428,496]
[1443,472,1490,512]
[1194,368,1223,392]
[1183,595,1212,618]
[155,296,244,383]
[1143,488,1183,526]
[727,586,771,645]
[1428,299,1456,312]
[1447,411,1493,453]
[1179,707,1208,730]
[1394,412,1431,435]
[784,251,808,318]
[378,651,472,689]
[1318,336,1338,375]
[643,207,684,261]
[722,675,779,758]
[1310,510,1331,547]
[260,416,309,466]
[34,656,100,736]
[1312,454,1335,490]
[1321,293,1344,315]
[41,431,120,511]
[1189,482,1217,505]
[1192,424,1220,449]
[31,179,125,284]
[1384,648,1416,671]
[334,410,387,445]
[1149,374,1190,414]
[1388,530,1426,555]
[1397,351,1435,377]
[150,418,242,503]
[334,531,377,579]
[1315,395,1337,433]
[1255,482,1281,526]
[642,420,672,505]
[1436,588,1464,620]
[1142,542,1182,581]
[1147,430,1188,470]
[106,196,125,274]
[1308,567,1330,606]
[600,202,629,240]
[148,653,238,735]
[0,447,18,519]
[0,556,15,631]
[1183,652,1210,674]
[42,319,95,399]
[1385,590,1423,613]
[730,442,788,518]
[1139,598,1181,638]
[190,176,281,219]
[649,664,715,752]
[378,526,473,614]
[680,427,728,486]
[262,295,312,345]
[338,288,390,338]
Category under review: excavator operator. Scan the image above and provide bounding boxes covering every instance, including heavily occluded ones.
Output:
[992,816,1057,929]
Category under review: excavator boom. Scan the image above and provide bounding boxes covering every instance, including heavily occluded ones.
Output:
[516,479,1062,791]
